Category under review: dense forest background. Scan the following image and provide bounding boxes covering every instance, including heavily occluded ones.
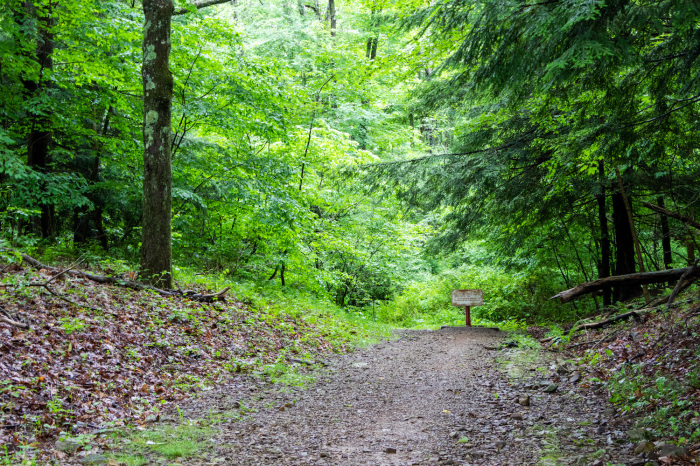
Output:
[1,0,699,326]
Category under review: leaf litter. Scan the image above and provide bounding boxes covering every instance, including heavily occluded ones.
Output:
[0,264,349,462]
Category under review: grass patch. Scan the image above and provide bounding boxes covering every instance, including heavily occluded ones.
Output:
[258,362,315,388]
[112,414,225,463]
[106,453,148,466]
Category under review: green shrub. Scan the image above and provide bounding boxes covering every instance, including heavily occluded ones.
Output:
[375,265,563,327]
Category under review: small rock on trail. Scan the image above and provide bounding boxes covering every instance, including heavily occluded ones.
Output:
[178,327,638,465]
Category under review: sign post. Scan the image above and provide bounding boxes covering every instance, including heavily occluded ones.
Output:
[451,289,483,327]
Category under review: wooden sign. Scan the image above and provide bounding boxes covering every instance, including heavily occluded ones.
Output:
[452,289,483,327]
[452,289,483,307]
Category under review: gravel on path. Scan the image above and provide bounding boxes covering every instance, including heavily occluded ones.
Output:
[181,327,638,465]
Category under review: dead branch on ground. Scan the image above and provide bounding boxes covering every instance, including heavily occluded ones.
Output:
[540,310,646,344]
[13,252,229,303]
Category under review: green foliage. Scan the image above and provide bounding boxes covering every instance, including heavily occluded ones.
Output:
[364,0,700,322]
[606,363,700,442]
[57,316,86,335]
[373,262,561,327]
[2,0,695,336]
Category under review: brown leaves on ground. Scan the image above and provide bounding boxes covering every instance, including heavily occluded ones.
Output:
[564,304,700,462]
[0,265,345,456]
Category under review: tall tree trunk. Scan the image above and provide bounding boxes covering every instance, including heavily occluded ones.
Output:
[366,35,378,59]
[612,192,641,301]
[615,168,650,302]
[658,197,672,269]
[328,0,336,36]
[140,0,174,288]
[75,106,110,249]
[596,161,611,305]
[25,1,54,238]
[687,239,696,266]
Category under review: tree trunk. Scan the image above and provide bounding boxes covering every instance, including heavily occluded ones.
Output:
[366,36,377,59]
[596,161,611,305]
[140,0,174,288]
[687,239,696,266]
[658,197,672,269]
[25,1,54,238]
[615,168,650,302]
[328,0,336,36]
[75,106,110,249]
[612,192,640,301]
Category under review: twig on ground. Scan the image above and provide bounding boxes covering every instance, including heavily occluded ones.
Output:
[685,311,700,324]
[0,306,30,329]
[0,315,29,329]
[42,286,114,315]
[566,336,602,349]
[540,310,645,344]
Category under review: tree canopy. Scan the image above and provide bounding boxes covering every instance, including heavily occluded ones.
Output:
[1,0,699,319]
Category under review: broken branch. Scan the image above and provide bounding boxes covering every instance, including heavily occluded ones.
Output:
[643,202,700,230]
[540,310,646,344]
[666,261,699,308]
[0,315,29,329]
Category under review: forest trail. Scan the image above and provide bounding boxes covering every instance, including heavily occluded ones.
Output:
[179,328,637,465]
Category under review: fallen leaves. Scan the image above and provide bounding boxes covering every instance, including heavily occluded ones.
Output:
[0,265,347,459]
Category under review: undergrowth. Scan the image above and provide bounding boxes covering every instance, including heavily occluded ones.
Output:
[370,264,566,328]
[565,305,700,449]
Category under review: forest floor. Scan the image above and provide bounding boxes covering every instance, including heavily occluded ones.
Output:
[3,260,698,465]
[113,326,654,466]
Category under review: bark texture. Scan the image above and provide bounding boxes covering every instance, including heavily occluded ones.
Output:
[141,0,174,288]
[596,161,611,305]
[612,192,640,301]
[658,197,672,269]
[328,0,336,36]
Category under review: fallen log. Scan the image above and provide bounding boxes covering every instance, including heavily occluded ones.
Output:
[666,261,699,307]
[551,267,696,303]
[20,253,176,296]
[576,310,641,330]
[183,287,231,303]
[639,276,698,309]
[15,252,228,303]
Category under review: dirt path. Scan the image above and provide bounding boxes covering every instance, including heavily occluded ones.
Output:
[181,327,638,465]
